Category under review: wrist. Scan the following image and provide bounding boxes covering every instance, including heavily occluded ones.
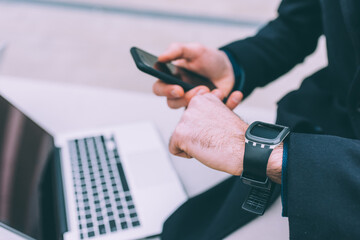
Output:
[219,50,236,94]
[267,143,284,184]
[221,49,245,93]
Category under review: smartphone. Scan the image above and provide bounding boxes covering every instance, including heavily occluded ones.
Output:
[130,47,216,91]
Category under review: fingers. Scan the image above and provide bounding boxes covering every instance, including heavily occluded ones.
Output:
[155,81,242,110]
[169,144,192,159]
[225,91,243,110]
[184,86,210,102]
[169,129,192,159]
[171,59,189,68]
[158,43,197,63]
[153,80,210,109]
[153,80,184,98]
[208,89,243,110]
[167,86,209,109]
[210,89,225,101]
[167,98,187,109]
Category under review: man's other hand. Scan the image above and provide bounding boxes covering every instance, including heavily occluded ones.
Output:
[152,42,243,110]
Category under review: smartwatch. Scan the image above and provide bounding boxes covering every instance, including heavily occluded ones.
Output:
[241,121,290,215]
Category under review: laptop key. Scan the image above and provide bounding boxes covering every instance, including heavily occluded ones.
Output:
[99,224,106,235]
[121,222,128,229]
[132,221,140,227]
[109,220,117,232]
[88,231,95,238]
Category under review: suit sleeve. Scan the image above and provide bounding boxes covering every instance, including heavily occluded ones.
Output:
[285,133,360,238]
[221,0,323,97]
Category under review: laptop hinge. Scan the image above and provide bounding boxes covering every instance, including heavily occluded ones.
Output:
[53,148,68,238]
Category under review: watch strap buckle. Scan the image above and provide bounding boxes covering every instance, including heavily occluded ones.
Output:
[242,181,274,215]
[240,173,271,190]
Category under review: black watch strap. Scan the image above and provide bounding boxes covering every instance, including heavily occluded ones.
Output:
[241,140,274,188]
[241,140,275,215]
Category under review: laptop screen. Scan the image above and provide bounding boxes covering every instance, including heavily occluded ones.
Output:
[0,95,54,239]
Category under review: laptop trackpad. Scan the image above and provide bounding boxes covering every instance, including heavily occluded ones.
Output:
[125,150,175,189]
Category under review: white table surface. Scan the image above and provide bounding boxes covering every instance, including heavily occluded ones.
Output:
[0,222,34,240]
[0,76,288,239]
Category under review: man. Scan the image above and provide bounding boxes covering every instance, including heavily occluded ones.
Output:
[153,0,360,239]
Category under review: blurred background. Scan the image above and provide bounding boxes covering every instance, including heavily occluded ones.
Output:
[0,1,329,239]
[0,0,327,111]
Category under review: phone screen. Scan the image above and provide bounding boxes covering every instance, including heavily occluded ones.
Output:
[136,48,216,90]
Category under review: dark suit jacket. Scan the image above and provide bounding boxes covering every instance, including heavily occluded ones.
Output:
[162,0,360,239]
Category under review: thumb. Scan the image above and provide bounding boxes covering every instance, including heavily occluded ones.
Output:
[210,89,225,101]
[226,91,243,110]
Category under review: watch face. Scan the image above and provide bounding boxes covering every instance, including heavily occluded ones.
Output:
[246,121,290,145]
[250,123,283,139]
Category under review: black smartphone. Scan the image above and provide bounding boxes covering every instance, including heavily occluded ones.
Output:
[130,47,217,91]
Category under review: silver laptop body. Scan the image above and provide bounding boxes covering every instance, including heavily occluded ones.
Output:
[56,123,187,240]
[0,94,187,240]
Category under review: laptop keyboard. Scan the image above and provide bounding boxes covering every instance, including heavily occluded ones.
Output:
[68,135,141,239]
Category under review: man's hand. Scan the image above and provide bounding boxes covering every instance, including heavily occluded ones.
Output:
[170,92,248,175]
[152,42,243,110]
[169,92,284,183]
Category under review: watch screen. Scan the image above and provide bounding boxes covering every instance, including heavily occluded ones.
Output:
[250,123,282,139]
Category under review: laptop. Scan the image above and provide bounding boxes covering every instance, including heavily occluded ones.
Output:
[0,94,187,240]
